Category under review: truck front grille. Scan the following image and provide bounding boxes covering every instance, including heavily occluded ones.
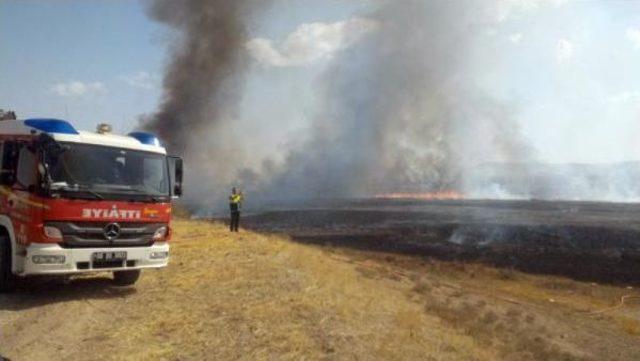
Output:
[45,221,166,248]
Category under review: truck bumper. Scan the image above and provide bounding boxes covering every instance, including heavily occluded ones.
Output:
[19,242,169,276]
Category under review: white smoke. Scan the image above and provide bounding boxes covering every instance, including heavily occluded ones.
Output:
[246,17,378,67]
[147,0,640,211]
[252,1,535,202]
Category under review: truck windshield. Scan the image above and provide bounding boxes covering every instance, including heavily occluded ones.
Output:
[45,142,169,198]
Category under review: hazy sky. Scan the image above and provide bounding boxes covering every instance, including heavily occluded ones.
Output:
[2,0,640,164]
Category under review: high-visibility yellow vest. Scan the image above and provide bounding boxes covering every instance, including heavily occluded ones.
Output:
[230,194,242,204]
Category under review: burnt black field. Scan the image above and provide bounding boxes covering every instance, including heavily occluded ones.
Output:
[241,198,640,284]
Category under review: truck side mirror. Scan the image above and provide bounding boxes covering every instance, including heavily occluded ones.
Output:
[168,156,183,198]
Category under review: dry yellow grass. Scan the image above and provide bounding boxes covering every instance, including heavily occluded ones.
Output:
[1,219,639,361]
[295,241,640,361]
[108,220,492,360]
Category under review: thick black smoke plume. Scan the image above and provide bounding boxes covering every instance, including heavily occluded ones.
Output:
[143,0,269,208]
[144,0,248,152]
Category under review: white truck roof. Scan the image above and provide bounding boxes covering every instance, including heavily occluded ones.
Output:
[0,119,166,155]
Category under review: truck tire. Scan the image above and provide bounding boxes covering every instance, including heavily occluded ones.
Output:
[113,270,141,286]
[0,235,15,293]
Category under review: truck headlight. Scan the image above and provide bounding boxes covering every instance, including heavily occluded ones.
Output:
[32,255,66,264]
[43,226,63,240]
[153,226,168,241]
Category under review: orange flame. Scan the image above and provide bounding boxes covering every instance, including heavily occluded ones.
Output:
[374,190,464,200]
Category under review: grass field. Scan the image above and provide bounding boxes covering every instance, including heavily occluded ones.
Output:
[1,219,639,360]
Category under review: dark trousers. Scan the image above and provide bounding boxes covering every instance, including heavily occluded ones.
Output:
[230,211,240,232]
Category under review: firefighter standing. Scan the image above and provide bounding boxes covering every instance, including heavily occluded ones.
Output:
[229,187,243,232]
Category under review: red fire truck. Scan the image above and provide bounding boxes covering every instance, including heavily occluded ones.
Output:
[0,118,183,291]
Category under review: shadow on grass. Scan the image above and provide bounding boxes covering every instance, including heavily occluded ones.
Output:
[0,276,136,311]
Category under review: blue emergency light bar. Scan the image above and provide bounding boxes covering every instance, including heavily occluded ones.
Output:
[24,118,79,135]
[128,131,162,147]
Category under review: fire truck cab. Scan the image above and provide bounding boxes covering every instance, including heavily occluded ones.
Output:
[0,118,183,291]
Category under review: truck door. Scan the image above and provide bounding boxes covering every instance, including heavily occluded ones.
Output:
[0,141,44,246]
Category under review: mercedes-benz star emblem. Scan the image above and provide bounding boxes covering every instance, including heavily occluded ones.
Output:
[103,223,121,241]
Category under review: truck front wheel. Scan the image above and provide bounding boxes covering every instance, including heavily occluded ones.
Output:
[113,270,141,286]
[0,235,15,293]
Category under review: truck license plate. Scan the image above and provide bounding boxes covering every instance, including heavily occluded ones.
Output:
[92,251,127,262]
